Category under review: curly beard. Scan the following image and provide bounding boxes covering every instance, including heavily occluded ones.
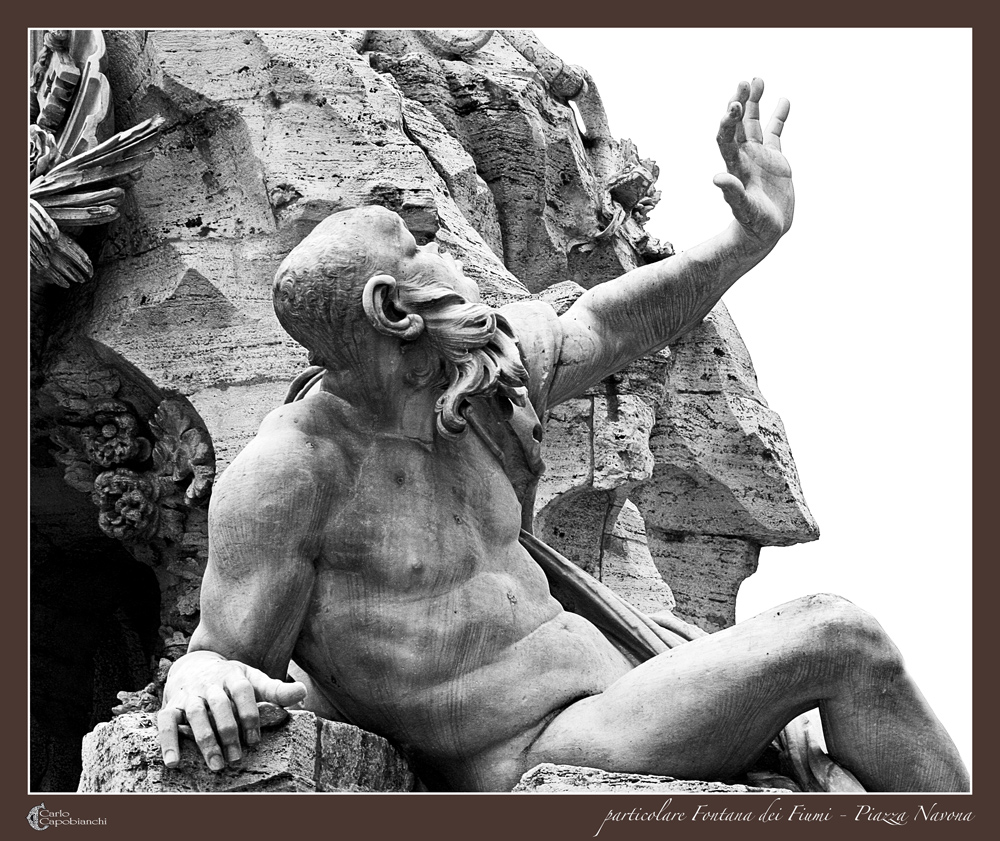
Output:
[416,299,529,438]
[284,290,530,438]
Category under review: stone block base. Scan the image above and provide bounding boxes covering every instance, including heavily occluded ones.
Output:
[78,709,416,792]
[513,763,790,793]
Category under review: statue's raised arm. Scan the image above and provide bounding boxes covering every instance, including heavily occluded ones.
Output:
[547,79,793,406]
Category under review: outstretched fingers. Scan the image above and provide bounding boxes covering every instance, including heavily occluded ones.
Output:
[717,81,750,168]
[744,77,765,143]
[765,97,791,149]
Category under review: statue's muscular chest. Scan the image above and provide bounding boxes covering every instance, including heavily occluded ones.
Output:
[319,430,524,591]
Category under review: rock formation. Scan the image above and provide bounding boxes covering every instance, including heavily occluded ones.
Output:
[29,29,818,792]
[513,763,787,794]
[79,706,415,792]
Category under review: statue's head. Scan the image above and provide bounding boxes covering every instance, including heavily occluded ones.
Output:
[273,206,527,436]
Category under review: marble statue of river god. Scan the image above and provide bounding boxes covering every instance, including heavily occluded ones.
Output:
[157,80,969,792]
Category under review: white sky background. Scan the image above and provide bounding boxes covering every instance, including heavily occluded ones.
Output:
[538,28,973,771]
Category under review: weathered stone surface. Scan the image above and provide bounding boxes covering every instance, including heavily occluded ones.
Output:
[534,398,593,513]
[533,356,664,588]
[398,95,504,258]
[537,488,618,579]
[185,381,287,474]
[79,710,316,792]
[647,533,760,632]
[368,31,635,295]
[592,392,655,490]
[257,700,290,729]
[601,500,675,615]
[531,302,817,632]
[78,709,415,792]
[637,305,819,546]
[619,304,819,631]
[318,719,416,792]
[513,763,789,793]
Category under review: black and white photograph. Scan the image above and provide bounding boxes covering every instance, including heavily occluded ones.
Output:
[28,24,973,826]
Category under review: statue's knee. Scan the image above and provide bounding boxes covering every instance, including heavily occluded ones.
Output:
[805,593,903,676]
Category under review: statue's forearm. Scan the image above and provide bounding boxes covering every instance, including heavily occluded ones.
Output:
[621,222,773,348]
[560,221,775,382]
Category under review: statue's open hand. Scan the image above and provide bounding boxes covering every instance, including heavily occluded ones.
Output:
[714,78,793,249]
[157,652,307,772]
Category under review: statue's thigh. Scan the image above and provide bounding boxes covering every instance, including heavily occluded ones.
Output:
[527,594,857,780]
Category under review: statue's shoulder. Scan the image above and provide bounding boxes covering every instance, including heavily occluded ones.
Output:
[500,298,561,343]
[500,298,564,412]
[258,390,349,440]
[208,398,347,550]
[227,395,349,482]
[212,398,350,529]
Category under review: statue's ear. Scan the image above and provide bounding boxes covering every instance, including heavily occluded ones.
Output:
[362,274,425,341]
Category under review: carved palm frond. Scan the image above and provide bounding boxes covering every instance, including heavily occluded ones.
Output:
[29,116,164,287]
[31,115,164,214]
[29,197,92,287]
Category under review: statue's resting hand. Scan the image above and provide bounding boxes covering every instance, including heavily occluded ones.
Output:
[157,649,307,771]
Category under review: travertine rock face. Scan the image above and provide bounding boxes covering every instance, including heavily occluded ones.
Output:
[638,306,816,544]
[514,763,789,793]
[366,31,629,294]
[632,305,819,630]
[78,709,415,792]
[32,29,819,791]
[533,294,817,631]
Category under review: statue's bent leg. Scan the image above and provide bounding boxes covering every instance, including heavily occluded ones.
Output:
[527,593,969,792]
